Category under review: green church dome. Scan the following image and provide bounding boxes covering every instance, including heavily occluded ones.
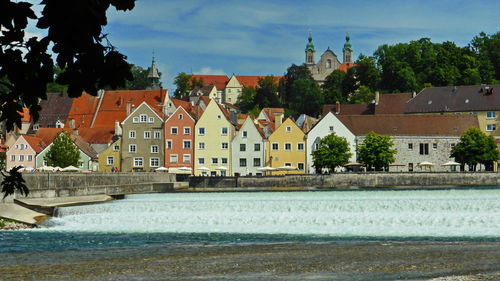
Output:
[343,34,352,51]
[305,34,315,52]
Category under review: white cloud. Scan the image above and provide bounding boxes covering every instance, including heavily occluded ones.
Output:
[196,67,226,75]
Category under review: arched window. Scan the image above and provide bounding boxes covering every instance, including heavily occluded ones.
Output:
[326,59,332,69]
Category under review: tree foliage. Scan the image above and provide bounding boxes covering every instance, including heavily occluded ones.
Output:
[357,132,396,171]
[235,87,257,113]
[255,76,280,108]
[451,127,499,171]
[287,78,324,117]
[279,64,313,105]
[312,133,352,173]
[0,0,135,132]
[44,131,82,168]
[1,166,29,199]
[322,70,346,104]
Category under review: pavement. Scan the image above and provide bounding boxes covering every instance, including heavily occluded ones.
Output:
[0,203,48,225]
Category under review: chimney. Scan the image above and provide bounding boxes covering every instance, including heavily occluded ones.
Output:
[274,111,283,129]
[114,121,122,136]
[126,102,131,116]
[412,91,417,98]
[335,101,340,114]
[375,91,380,105]
[73,129,78,136]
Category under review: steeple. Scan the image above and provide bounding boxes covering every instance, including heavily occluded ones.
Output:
[147,52,160,90]
[305,32,316,65]
[343,33,353,64]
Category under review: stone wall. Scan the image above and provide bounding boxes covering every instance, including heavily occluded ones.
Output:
[190,172,500,189]
[4,172,176,201]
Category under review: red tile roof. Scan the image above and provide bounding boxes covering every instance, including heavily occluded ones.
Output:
[34,128,73,145]
[236,76,282,89]
[77,128,114,144]
[66,92,99,129]
[375,93,413,114]
[23,135,46,153]
[191,75,229,90]
[338,62,357,73]
[92,89,166,128]
[262,108,285,122]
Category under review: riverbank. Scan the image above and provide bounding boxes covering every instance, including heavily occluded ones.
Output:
[1,240,499,280]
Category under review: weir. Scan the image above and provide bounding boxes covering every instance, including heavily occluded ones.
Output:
[41,189,500,238]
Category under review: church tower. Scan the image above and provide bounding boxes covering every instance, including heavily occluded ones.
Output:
[147,54,161,90]
[343,34,353,64]
[305,33,316,66]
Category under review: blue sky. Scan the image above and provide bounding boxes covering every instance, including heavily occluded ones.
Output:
[33,0,500,92]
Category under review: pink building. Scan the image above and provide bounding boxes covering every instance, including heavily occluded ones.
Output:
[164,106,196,173]
[6,135,46,170]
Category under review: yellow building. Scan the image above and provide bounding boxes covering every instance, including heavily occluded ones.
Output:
[98,138,121,172]
[194,100,235,176]
[266,118,306,175]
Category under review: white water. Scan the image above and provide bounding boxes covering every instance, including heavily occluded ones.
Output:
[41,189,500,238]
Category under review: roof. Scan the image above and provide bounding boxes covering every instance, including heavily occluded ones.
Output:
[338,62,357,73]
[65,92,99,129]
[22,135,46,153]
[92,89,166,128]
[337,114,479,137]
[191,75,229,90]
[34,128,73,144]
[236,76,282,89]
[322,103,374,117]
[72,135,98,159]
[190,85,216,97]
[262,108,285,122]
[296,114,318,133]
[77,128,114,144]
[406,85,499,113]
[36,92,73,127]
[375,93,413,114]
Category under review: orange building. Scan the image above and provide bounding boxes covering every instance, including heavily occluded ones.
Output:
[164,106,196,173]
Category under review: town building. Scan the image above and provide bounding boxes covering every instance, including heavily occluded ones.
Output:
[6,135,46,170]
[164,106,196,174]
[231,117,267,176]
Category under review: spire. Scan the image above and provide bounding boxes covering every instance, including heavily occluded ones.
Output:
[147,51,160,90]
[305,32,315,52]
[343,33,353,64]
[343,33,352,52]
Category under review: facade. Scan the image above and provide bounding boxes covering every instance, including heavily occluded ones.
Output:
[164,106,195,173]
[266,118,307,175]
[6,135,45,170]
[121,102,164,172]
[224,75,243,104]
[97,138,121,172]
[194,100,235,176]
[231,117,267,176]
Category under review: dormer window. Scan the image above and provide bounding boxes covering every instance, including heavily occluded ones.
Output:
[179,114,183,120]
[140,114,147,123]
[285,126,292,133]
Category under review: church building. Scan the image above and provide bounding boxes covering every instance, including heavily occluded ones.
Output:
[305,33,355,84]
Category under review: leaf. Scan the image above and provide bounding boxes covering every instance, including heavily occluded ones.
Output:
[1,166,29,199]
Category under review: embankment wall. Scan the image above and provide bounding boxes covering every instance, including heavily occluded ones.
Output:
[189,172,500,189]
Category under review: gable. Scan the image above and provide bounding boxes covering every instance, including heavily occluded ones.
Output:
[226,75,242,88]
[122,102,164,125]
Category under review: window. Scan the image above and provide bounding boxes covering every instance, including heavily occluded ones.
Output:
[151,145,159,153]
[166,140,172,150]
[451,143,456,149]
[286,126,291,132]
[154,131,161,139]
[33,124,39,131]
[254,143,261,151]
[228,89,232,93]
[10,155,15,161]
[408,143,413,150]
[129,130,136,139]
[242,131,247,138]
[28,155,32,161]
[150,158,159,167]
[272,143,279,151]
[326,59,332,69]
[298,163,305,170]
[221,158,228,165]
[170,154,178,163]
[253,158,261,167]
[144,131,151,139]
[297,143,304,151]
[240,143,246,151]
[221,142,228,150]
[284,162,292,167]
[171,127,178,135]
[329,126,334,132]
[183,154,191,163]
[129,144,137,153]
[133,117,139,123]
[239,158,247,167]
[183,140,191,149]
[19,155,24,161]
[113,145,120,151]
[419,143,429,155]
[486,112,496,119]
[212,158,218,165]
[198,158,205,164]
[198,142,205,150]
[284,143,292,151]
[133,157,143,167]
[217,115,221,120]
[107,156,114,165]
[198,127,205,136]
[221,127,228,136]
[148,117,154,123]
[140,114,147,123]
[486,124,496,131]
[432,143,438,150]
[178,114,183,120]
[184,127,191,135]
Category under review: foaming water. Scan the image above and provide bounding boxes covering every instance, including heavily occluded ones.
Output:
[38,189,500,238]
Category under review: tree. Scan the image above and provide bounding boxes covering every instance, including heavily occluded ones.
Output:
[125,65,152,90]
[287,78,324,117]
[451,127,499,171]
[312,133,352,173]
[349,85,374,104]
[279,64,313,105]
[1,167,29,200]
[357,132,396,171]
[235,87,257,113]
[322,70,346,104]
[173,72,193,100]
[255,76,280,108]
[44,131,82,168]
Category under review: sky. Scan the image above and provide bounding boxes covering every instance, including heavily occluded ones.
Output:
[31,0,500,92]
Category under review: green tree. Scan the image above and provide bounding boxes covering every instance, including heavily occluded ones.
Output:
[357,132,396,171]
[279,64,313,105]
[322,70,346,104]
[349,85,374,104]
[1,167,29,199]
[255,76,280,108]
[235,87,257,113]
[173,72,193,100]
[451,127,499,171]
[469,32,500,83]
[312,133,352,173]
[288,78,324,117]
[126,65,152,90]
[44,131,82,168]
[354,55,381,92]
